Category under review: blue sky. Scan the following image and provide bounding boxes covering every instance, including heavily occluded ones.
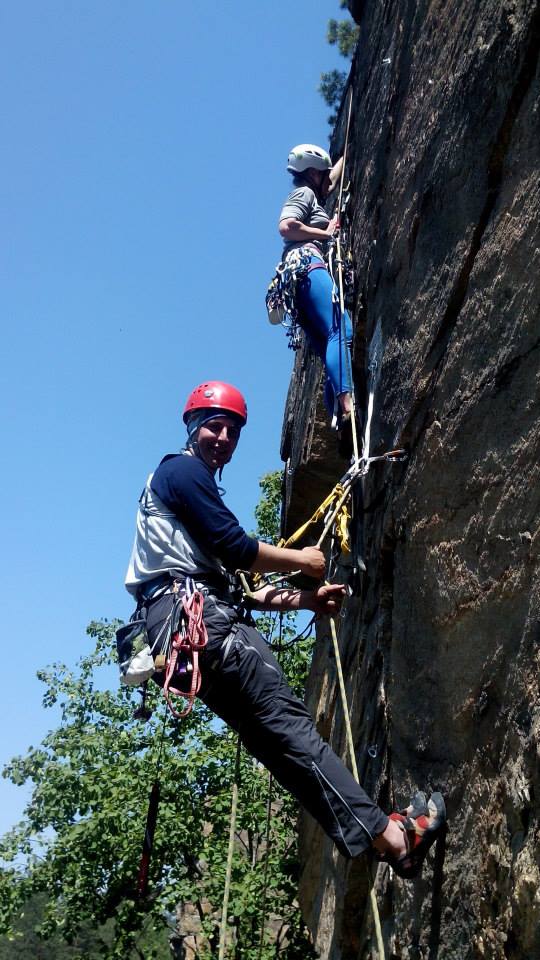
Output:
[0,1,347,835]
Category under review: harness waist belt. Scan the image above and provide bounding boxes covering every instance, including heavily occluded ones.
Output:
[137,572,233,604]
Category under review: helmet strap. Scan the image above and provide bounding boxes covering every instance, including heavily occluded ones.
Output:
[184,427,231,477]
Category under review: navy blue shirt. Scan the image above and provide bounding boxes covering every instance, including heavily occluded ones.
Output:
[151,453,259,573]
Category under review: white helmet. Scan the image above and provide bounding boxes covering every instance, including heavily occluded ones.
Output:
[287,143,332,174]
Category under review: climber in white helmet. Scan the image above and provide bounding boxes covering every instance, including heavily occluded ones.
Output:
[278,143,354,454]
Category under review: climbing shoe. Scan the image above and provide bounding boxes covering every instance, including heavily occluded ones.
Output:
[382,791,446,880]
[338,412,354,460]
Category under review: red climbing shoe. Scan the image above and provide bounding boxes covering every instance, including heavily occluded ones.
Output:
[383,791,446,880]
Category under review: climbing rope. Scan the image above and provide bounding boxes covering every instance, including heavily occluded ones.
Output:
[136,712,168,900]
[333,86,361,465]
[218,737,242,960]
[327,609,385,959]
[238,447,406,605]
[277,449,406,554]
[256,771,274,960]
[236,407,407,956]
[256,611,284,958]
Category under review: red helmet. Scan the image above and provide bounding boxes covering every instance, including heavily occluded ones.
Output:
[182,381,248,425]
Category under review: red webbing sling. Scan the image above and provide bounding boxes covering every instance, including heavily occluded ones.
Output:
[162,589,208,718]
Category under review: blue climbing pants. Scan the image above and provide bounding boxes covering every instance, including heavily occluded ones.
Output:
[296,258,353,410]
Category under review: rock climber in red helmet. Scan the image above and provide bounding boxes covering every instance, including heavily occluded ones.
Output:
[123,381,446,878]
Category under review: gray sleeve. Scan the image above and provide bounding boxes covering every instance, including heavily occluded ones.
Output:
[279,186,316,224]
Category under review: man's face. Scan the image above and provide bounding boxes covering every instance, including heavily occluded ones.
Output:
[319,169,331,199]
[196,415,241,472]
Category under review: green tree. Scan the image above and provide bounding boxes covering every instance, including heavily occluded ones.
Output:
[0,473,316,959]
[319,1,359,124]
[327,4,359,59]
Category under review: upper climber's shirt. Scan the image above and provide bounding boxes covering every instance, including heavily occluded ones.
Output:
[125,452,259,596]
[279,184,329,259]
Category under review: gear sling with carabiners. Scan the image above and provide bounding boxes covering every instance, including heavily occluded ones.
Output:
[160,581,208,719]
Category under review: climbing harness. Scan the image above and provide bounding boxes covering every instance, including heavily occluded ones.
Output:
[124,578,210,721]
[266,243,355,354]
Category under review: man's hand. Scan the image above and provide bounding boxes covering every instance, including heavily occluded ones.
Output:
[325,216,339,237]
[308,583,347,616]
[297,546,326,580]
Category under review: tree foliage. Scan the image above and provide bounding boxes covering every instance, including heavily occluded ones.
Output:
[319,70,347,114]
[0,472,316,959]
[327,3,359,59]
[319,1,359,124]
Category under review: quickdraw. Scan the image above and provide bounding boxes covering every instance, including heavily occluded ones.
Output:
[278,478,353,554]
[238,449,407,601]
[327,236,355,311]
[281,450,406,553]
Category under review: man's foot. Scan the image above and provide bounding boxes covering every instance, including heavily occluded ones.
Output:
[378,792,446,880]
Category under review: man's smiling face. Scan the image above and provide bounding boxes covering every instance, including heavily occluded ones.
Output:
[195,416,241,472]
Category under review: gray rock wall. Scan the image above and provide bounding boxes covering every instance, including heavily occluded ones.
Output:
[282,1,540,956]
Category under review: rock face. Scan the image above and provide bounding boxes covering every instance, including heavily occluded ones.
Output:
[282,1,540,957]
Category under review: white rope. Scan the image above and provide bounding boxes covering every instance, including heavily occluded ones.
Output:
[218,738,242,960]
[328,613,385,960]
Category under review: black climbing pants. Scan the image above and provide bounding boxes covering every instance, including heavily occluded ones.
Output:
[146,592,389,858]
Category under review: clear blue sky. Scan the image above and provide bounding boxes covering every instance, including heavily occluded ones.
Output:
[0,1,346,835]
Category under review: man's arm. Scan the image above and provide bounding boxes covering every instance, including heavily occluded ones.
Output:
[249,542,325,580]
[250,582,346,616]
[328,156,344,193]
[278,217,338,243]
